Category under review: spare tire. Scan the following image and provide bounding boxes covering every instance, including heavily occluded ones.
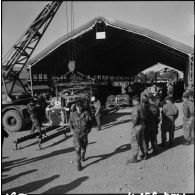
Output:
[2,110,23,132]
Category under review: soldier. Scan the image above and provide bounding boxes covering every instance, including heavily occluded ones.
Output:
[182,90,194,145]
[90,96,101,131]
[144,95,160,154]
[27,100,44,149]
[161,96,179,147]
[69,100,93,171]
[37,94,48,123]
[128,95,148,163]
[167,82,174,97]
[140,87,151,104]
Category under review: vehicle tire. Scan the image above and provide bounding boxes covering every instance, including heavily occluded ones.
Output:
[2,110,23,132]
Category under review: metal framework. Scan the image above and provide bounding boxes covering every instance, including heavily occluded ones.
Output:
[2,1,62,100]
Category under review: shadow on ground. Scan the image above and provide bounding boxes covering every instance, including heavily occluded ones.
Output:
[2,157,27,172]
[83,143,131,169]
[2,169,38,184]
[102,119,131,130]
[101,112,132,126]
[42,176,89,194]
[155,135,187,155]
[42,135,72,150]
[2,175,59,194]
[2,142,96,172]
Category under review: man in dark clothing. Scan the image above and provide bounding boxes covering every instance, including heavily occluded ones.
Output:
[37,95,48,123]
[69,100,93,171]
[144,95,160,154]
[161,96,179,147]
[167,82,174,97]
[128,95,148,163]
[90,96,101,131]
[182,90,194,145]
[27,100,44,149]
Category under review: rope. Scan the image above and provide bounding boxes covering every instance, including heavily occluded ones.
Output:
[72,1,76,61]
[66,1,70,62]
[70,1,76,62]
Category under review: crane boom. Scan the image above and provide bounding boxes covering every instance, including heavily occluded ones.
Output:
[2,1,62,102]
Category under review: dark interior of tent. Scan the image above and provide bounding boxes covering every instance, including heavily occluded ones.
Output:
[31,21,189,79]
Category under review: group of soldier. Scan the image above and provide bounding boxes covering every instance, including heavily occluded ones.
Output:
[3,82,193,172]
[26,93,102,152]
[68,85,194,170]
[128,86,194,163]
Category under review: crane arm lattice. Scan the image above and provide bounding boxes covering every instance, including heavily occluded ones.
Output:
[2,1,62,99]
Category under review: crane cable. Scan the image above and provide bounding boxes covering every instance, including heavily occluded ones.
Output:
[71,1,76,61]
[66,1,70,62]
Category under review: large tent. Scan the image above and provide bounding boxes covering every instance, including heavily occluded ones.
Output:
[27,17,193,81]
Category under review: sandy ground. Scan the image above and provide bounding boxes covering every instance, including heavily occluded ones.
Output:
[1,103,194,194]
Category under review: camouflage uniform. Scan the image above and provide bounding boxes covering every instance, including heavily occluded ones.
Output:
[28,103,43,137]
[69,110,93,168]
[140,88,151,103]
[167,84,174,97]
[28,102,43,149]
[183,99,194,143]
[144,102,160,152]
[130,103,147,159]
[92,99,101,130]
[161,101,178,146]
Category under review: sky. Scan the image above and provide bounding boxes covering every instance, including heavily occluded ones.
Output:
[1,1,194,59]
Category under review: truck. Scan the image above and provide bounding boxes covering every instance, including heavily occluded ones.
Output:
[2,1,62,132]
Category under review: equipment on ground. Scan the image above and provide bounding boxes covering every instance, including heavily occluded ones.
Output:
[106,94,130,108]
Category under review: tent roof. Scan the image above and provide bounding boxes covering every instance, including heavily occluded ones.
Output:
[27,17,193,76]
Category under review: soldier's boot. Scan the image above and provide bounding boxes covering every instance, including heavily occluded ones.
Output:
[183,140,191,145]
[161,142,166,148]
[151,142,158,155]
[140,152,148,160]
[152,147,158,155]
[127,155,138,163]
[168,140,174,147]
[81,151,86,162]
[38,138,42,150]
[42,128,47,137]
[77,161,82,171]
[30,127,35,134]
[97,126,101,131]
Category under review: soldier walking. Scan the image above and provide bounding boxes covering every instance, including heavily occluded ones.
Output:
[28,100,45,149]
[128,95,148,163]
[144,95,160,155]
[90,96,102,131]
[182,90,194,145]
[69,100,93,171]
[161,96,179,147]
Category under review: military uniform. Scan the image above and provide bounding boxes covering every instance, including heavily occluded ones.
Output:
[144,102,160,153]
[161,98,178,146]
[28,102,44,149]
[91,99,101,130]
[130,102,147,162]
[167,84,174,97]
[140,88,151,103]
[182,96,194,144]
[69,110,93,170]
